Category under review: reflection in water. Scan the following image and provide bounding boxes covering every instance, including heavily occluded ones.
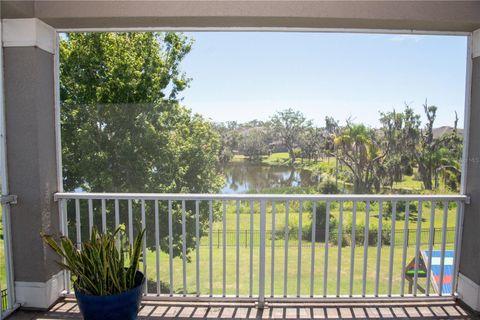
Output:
[221,161,319,194]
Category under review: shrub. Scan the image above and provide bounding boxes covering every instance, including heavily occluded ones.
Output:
[385,201,417,220]
[318,176,339,194]
[349,227,391,246]
[304,202,338,243]
[329,229,351,247]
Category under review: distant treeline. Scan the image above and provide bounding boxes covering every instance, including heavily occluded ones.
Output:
[215,104,462,193]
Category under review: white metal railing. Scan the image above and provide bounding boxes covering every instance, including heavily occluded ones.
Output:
[54,192,468,305]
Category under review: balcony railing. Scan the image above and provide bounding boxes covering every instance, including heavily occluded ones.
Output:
[54,193,468,306]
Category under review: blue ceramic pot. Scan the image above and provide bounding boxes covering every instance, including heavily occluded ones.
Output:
[75,271,144,320]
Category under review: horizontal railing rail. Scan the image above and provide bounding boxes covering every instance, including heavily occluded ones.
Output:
[55,192,469,202]
[55,192,467,305]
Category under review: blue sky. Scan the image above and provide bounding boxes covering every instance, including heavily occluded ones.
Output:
[179,32,467,128]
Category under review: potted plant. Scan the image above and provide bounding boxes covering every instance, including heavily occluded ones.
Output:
[42,227,146,320]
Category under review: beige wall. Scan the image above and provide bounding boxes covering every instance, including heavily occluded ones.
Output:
[3,46,61,283]
[2,1,480,31]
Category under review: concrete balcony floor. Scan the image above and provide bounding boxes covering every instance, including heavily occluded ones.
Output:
[8,298,480,320]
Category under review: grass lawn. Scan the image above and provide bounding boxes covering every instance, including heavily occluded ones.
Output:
[210,200,458,234]
[261,152,291,166]
[139,203,458,297]
[143,240,453,297]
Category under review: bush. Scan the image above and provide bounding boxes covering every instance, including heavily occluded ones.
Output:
[385,201,417,220]
[350,227,392,246]
[304,202,338,243]
[329,230,351,247]
[318,176,339,194]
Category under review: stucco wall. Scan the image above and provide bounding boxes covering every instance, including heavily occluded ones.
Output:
[460,56,480,285]
[3,47,60,282]
[2,1,480,32]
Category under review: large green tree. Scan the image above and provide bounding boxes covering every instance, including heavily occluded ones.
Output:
[270,109,312,164]
[414,103,462,190]
[239,127,270,161]
[60,32,223,261]
[378,107,421,189]
[334,123,385,193]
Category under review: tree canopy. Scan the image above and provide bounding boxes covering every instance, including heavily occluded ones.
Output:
[61,32,222,194]
[60,32,223,256]
[270,108,313,164]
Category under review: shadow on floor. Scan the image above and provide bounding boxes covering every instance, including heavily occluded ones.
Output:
[8,298,480,319]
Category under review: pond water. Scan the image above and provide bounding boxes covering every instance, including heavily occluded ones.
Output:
[221,160,320,194]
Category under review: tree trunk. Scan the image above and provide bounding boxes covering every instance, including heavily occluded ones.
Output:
[289,148,296,164]
[418,163,433,190]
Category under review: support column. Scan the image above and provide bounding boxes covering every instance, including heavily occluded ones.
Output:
[2,18,63,310]
[458,29,480,312]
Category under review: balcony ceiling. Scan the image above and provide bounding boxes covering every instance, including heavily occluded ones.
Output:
[2,0,480,32]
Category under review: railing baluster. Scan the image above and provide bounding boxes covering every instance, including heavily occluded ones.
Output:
[154,200,160,295]
[141,199,147,294]
[75,199,81,249]
[181,200,187,296]
[62,199,71,293]
[426,201,436,296]
[297,200,303,297]
[362,201,370,297]
[310,202,316,297]
[413,201,423,296]
[375,201,383,297]
[336,201,344,297]
[271,202,276,297]
[195,200,200,296]
[209,200,213,297]
[236,200,240,297]
[452,201,464,297]
[59,198,67,293]
[249,200,254,297]
[101,199,106,233]
[258,200,266,308]
[88,199,93,238]
[323,201,330,297]
[128,199,133,246]
[114,199,120,250]
[388,201,397,297]
[168,200,173,296]
[284,200,289,297]
[222,200,227,297]
[349,201,357,297]
[439,201,449,296]
[400,201,410,296]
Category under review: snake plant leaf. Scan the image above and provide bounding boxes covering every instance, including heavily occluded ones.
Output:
[41,226,145,296]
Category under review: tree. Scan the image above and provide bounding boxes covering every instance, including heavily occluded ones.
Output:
[299,127,323,161]
[415,103,438,190]
[270,109,312,164]
[333,123,385,193]
[60,32,223,259]
[323,116,341,185]
[378,106,421,189]
[435,112,463,190]
[239,128,269,161]
[215,121,240,164]
[413,102,461,190]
